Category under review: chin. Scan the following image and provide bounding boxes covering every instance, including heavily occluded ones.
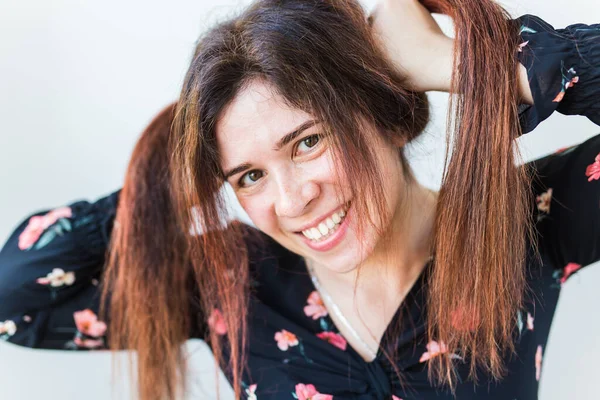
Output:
[304,222,379,274]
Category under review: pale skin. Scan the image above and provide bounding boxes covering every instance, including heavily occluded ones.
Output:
[218,81,437,360]
[371,0,534,103]
[218,0,535,361]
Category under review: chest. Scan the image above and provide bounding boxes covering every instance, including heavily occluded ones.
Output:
[239,245,562,399]
[319,285,404,362]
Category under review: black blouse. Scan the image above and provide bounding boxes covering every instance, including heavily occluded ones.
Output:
[1,14,599,400]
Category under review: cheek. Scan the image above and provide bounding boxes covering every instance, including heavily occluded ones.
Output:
[237,197,277,233]
[311,149,350,190]
[235,149,348,233]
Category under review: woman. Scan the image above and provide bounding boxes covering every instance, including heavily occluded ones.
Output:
[1,0,599,399]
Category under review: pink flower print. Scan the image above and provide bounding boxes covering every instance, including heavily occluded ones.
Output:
[73,309,106,349]
[245,383,257,400]
[535,345,543,381]
[18,216,45,250]
[560,262,582,284]
[517,40,529,52]
[304,291,328,320]
[552,91,566,103]
[565,75,579,89]
[527,312,534,331]
[18,207,72,250]
[555,147,569,154]
[553,68,579,103]
[294,383,333,400]
[73,336,105,349]
[274,329,299,351]
[0,320,17,338]
[585,153,600,181]
[208,308,227,336]
[37,268,75,287]
[392,396,404,400]
[49,207,73,219]
[535,188,553,214]
[419,340,448,362]
[316,331,347,351]
[74,309,107,338]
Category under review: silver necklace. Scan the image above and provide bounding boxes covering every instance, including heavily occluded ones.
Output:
[306,262,379,360]
[306,256,434,361]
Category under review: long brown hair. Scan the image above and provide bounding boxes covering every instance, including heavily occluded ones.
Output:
[105,0,538,398]
[419,0,537,388]
[101,103,196,400]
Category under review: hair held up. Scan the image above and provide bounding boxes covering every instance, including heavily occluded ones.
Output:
[101,1,536,398]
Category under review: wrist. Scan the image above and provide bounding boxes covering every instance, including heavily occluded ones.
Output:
[428,36,454,92]
[517,63,534,105]
[395,35,454,93]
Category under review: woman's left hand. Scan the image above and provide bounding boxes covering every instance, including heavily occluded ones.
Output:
[369,0,454,92]
[370,0,534,103]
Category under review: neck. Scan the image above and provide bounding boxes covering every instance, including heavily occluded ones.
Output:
[311,177,438,302]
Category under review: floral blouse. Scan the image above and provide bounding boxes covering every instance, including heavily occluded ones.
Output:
[1,14,599,400]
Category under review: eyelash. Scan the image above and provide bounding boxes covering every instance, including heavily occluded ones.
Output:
[236,134,323,189]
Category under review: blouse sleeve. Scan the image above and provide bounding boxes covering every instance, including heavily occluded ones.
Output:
[512,15,600,281]
[515,14,600,133]
[0,190,120,348]
[529,132,600,283]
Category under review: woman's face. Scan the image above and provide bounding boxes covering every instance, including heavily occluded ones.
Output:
[216,80,405,273]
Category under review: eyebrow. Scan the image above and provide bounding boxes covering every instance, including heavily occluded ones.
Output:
[274,119,318,151]
[222,119,319,181]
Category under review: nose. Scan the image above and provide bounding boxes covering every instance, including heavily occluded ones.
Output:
[274,169,320,219]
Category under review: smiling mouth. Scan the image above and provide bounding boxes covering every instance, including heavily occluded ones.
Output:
[297,202,350,243]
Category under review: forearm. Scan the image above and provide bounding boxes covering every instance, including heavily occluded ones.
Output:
[422,35,454,93]
[372,0,533,103]
[517,63,534,105]
[407,35,533,104]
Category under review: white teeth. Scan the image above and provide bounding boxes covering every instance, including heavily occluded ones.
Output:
[318,223,328,235]
[310,227,322,239]
[300,204,350,242]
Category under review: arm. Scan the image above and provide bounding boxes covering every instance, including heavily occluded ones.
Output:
[0,190,120,349]
[514,15,600,279]
[370,1,599,133]
[516,14,600,133]
[529,133,600,281]
[370,0,530,98]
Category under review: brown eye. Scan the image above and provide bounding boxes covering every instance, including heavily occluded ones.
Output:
[248,171,261,181]
[296,134,321,155]
[239,170,264,188]
[303,135,319,148]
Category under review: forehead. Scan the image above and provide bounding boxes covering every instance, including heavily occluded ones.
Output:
[216,80,313,167]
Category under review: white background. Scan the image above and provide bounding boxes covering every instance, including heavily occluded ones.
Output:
[0,0,599,398]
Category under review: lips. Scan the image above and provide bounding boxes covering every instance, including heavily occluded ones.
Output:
[300,208,347,242]
[295,202,353,252]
